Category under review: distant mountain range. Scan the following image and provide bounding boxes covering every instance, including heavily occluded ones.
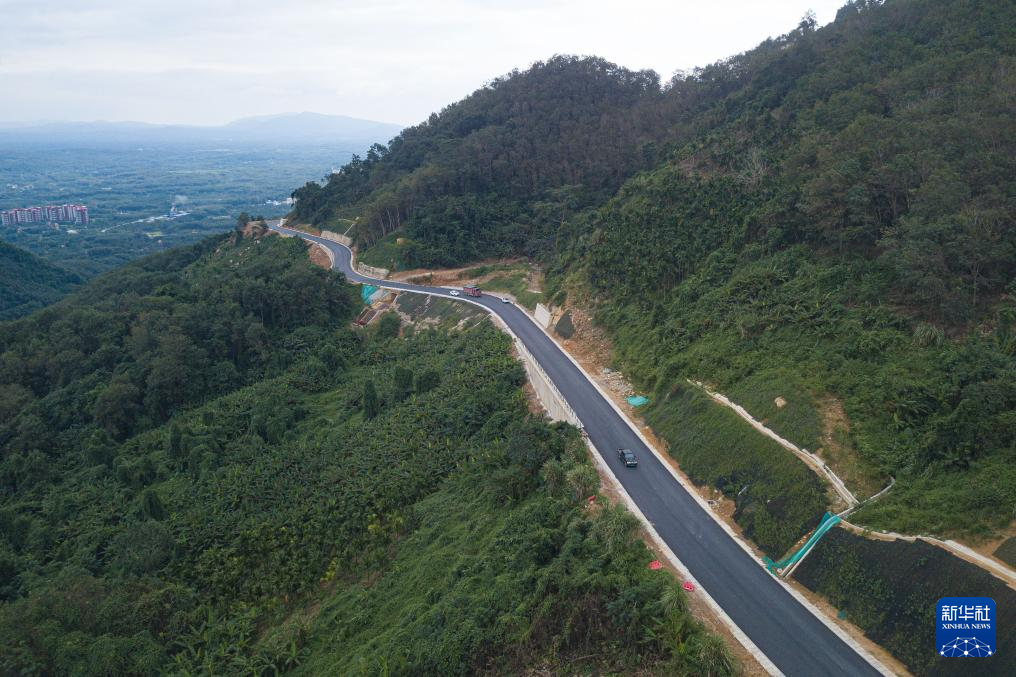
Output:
[0,112,404,148]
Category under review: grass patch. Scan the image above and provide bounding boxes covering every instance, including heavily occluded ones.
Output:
[314,208,359,233]
[853,454,1016,539]
[456,263,516,279]
[994,537,1016,567]
[358,231,412,270]
[644,381,828,557]
[723,369,885,498]
[395,295,485,331]
[724,368,822,451]
[286,222,322,235]
[483,272,543,310]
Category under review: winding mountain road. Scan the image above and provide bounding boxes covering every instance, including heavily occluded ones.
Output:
[272,223,889,677]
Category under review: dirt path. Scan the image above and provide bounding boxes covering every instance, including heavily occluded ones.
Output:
[388,258,524,285]
[308,243,332,269]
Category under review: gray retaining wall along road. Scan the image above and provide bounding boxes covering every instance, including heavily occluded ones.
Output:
[320,230,353,246]
[356,263,390,278]
[509,333,579,425]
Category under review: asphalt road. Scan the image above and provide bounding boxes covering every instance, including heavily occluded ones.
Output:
[275,224,884,677]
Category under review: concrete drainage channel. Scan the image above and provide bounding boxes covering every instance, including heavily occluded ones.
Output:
[685,377,1016,589]
[687,379,859,510]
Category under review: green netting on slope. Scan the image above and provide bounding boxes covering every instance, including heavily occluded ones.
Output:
[627,395,649,407]
[361,285,378,305]
[764,512,841,574]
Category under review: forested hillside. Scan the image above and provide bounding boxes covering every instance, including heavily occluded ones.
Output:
[0,233,353,452]
[0,233,731,674]
[0,239,81,320]
[292,55,666,265]
[295,0,1016,542]
[554,0,1016,539]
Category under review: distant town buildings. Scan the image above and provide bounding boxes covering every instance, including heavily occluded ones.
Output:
[1,204,88,227]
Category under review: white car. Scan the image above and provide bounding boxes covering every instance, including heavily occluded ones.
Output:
[449,290,460,296]
[501,298,510,304]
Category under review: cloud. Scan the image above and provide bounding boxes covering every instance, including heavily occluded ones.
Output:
[0,0,847,125]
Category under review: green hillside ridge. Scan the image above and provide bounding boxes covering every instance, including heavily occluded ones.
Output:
[0,235,732,674]
[291,54,666,266]
[0,239,82,320]
[554,0,1016,541]
[296,0,1016,545]
[276,3,1016,664]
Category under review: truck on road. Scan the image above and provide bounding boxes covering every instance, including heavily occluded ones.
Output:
[463,284,482,297]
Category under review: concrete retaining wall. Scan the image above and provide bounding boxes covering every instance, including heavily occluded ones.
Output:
[320,230,353,247]
[511,336,580,426]
[357,263,390,279]
[534,303,552,329]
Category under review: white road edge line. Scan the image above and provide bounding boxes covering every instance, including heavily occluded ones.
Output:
[583,436,785,676]
[511,297,895,677]
[276,224,895,676]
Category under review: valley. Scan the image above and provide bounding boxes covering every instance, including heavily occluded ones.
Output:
[0,114,402,279]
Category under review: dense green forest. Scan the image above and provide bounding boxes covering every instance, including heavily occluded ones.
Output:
[0,239,82,321]
[0,233,732,674]
[295,0,1016,542]
[0,232,353,453]
[292,55,666,266]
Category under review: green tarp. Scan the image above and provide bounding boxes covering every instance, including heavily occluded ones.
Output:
[361,285,378,305]
[627,395,649,407]
[764,512,841,574]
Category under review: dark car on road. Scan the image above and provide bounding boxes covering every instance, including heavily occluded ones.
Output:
[617,448,638,467]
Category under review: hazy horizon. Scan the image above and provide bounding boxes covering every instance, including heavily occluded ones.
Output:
[3,0,848,128]
[0,112,405,129]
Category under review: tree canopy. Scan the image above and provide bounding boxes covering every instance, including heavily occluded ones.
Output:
[0,239,82,321]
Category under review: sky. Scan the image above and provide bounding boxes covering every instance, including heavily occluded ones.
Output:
[0,0,849,128]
